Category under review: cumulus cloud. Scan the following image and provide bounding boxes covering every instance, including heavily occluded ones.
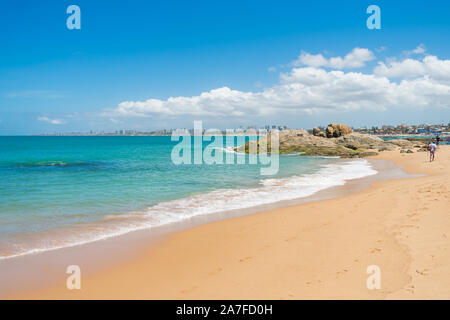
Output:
[293,48,376,69]
[412,44,426,54]
[374,55,450,82]
[37,117,66,125]
[103,47,450,120]
[402,44,427,57]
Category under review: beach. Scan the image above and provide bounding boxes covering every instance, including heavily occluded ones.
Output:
[4,146,450,299]
[3,0,450,304]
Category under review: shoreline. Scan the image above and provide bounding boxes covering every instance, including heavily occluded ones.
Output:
[3,147,449,299]
[0,158,399,297]
[0,157,374,262]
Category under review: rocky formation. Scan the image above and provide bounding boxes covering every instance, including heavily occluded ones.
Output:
[335,133,385,150]
[312,127,322,136]
[313,124,352,138]
[236,125,427,158]
[237,129,382,157]
[312,127,327,138]
[385,139,417,148]
[326,124,352,138]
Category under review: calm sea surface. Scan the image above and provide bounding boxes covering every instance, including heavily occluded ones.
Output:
[0,136,377,259]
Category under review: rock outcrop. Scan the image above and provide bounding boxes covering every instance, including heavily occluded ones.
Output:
[236,123,429,158]
[335,133,385,150]
[385,139,417,148]
[326,124,352,138]
[236,125,427,158]
[237,130,381,157]
[312,127,327,138]
[312,127,321,136]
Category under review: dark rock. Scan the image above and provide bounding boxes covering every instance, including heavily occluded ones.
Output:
[326,124,352,138]
[345,142,360,150]
[348,151,378,158]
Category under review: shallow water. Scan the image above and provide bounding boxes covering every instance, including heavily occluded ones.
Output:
[0,136,377,259]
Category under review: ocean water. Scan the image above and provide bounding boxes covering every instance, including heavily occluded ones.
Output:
[0,136,377,259]
[381,136,450,145]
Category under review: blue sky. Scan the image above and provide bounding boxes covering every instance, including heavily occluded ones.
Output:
[0,0,449,134]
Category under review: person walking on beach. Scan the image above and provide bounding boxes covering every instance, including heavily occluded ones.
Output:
[428,140,437,162]
[436,135,440,146]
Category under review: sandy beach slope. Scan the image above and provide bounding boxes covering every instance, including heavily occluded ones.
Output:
[9,146,450,299]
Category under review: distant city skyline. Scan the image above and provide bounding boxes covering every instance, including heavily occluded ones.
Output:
[1,1,450,135]
[35,122,450,137]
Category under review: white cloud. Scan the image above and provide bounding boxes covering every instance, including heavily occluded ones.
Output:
[293,48,376,69]
[268,66,277,73]
[412,44,426,54]
[374,55,450,82]
[294,52,328,68]
[402,44,427,57]
[103,49,450,120]
[37,117,66,125]
[374,58,426,78]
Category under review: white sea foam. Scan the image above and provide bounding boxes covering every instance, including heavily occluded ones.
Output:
[212,146,239,154]
[0,159,377,260]
[144,159,376,223]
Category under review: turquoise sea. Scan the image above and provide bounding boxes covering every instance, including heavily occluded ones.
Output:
[0,136,377,259]
[380,136,450,145]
